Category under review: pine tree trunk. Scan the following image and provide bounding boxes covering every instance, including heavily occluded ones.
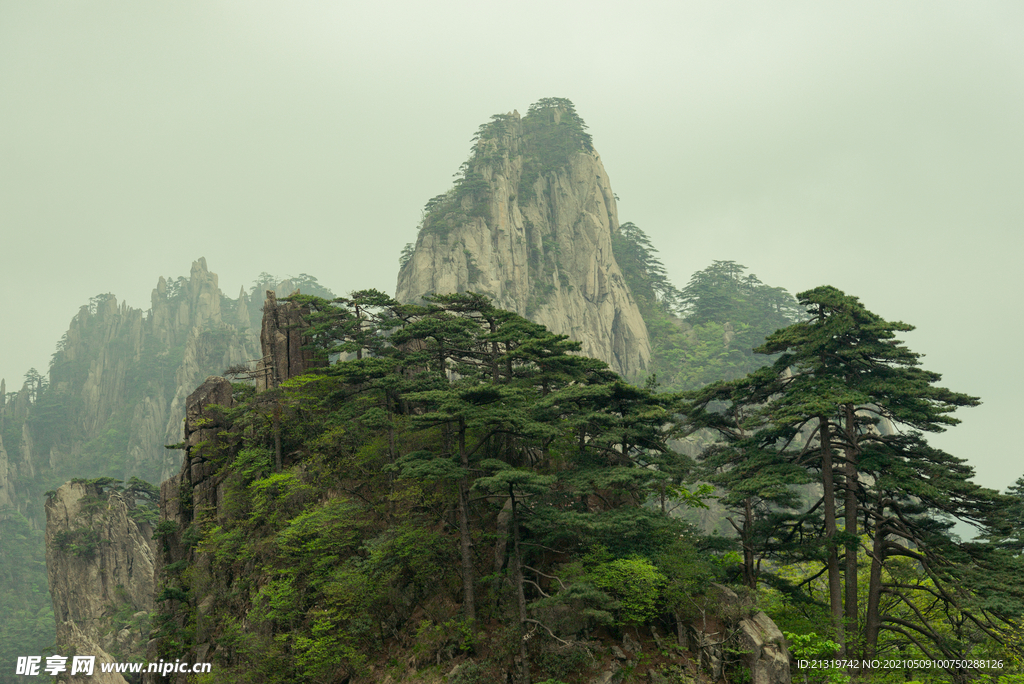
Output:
[511,486,531,684]
[843,406,860,657]
[820,419,844,649]
[743,497,756,590]
[458,420,476,623]
[273,404,282,473]
[864,503,887,658]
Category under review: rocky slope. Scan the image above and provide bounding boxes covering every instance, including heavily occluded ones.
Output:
[396,99,652,379]
[0,259,321,677]
[44,481,157,684]
[0,258,257,494]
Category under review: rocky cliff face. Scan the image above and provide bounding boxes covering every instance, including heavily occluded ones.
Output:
[0,432,14,514]
[1,259,311,674]
[396,99,651,379]
[26,257,259,488]
[150,293,324,680]
[254,291,327,391]
[44,481,157,684]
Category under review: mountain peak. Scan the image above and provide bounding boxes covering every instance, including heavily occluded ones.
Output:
[396,99,651,378]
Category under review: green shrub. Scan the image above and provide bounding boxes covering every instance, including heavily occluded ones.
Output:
[588,556,667,625]
[52,528,105,559]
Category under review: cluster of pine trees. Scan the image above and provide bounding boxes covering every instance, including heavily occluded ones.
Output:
[683,287,1024,680]
[612,225,797,391]
[611,224,1024,682]
[155,291,719,683]
[151,272,1024,683]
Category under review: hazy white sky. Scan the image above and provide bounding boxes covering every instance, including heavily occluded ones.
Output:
[1,1,1021,490]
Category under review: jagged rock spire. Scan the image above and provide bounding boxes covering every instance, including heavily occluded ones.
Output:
[396,100,651,379]
[255,291,326,391]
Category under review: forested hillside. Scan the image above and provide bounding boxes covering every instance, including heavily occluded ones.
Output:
[152,291,737,684]
[613,224,1024,676]
[141,283,1024,684]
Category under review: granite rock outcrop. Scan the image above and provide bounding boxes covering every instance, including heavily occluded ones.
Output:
[3,260,314,668]
[45,481,157,683]
[150,290,329,681]
[255,290,327,390]
[396,101,651,379]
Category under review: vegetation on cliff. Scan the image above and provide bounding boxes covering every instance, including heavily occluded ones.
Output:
[0,510,50,683]
[0,265,328,682]
[153,291,726,683]
[397,99,652,379]
[682,287,1024,681]
[411,97,596,244]
[612,226,1024,677]
[149,279,1024,684]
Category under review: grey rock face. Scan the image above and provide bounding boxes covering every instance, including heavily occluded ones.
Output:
[2,257,259,496]
[1,258,263,671]
[154,259,260,483]
[0,433,13,512]
[152,376,236,684]
[739,611,792,684]
[162,375,235,532]
[396,107,651,379]
[686,586,792,684]
[255,290,326,391]
[44,481,156,684]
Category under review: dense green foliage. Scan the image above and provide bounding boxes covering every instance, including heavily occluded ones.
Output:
[684,286,1024,682]
[156,291,722,683]
[517,98,593,203]
[611,223,799,391]
[0,512,51,684]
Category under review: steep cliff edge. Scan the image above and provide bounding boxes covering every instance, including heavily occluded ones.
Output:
[24,257,258,488]
[396,98,651,379]
[44,481,157,683]
[1,260,327,673]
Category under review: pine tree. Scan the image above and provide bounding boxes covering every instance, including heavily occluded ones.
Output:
[686,285,1014,672]
[683,372,813,590]
[746,286,999,664]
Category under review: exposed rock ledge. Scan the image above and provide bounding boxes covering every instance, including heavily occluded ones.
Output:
[45,481,156,684]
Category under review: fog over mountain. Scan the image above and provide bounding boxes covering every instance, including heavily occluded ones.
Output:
[1,1,1022,491]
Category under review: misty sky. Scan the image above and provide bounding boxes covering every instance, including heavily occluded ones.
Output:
[1,2,1021,492]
